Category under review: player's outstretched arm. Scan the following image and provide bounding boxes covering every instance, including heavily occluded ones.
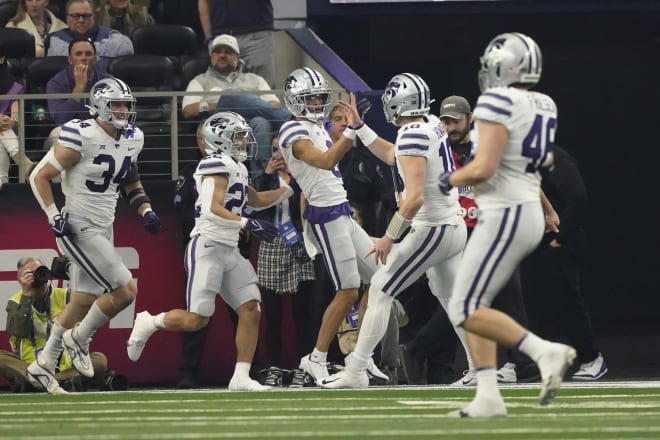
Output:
[246,184,294,211]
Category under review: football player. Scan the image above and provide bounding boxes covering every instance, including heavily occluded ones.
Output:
[127,111,292,391]
[28,78,160,394]
[320,73,467,389]
[278,68,378,384]
[438,32,576,417]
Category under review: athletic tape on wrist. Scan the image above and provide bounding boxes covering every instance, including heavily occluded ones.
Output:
[342,128,357,141]
[45,204,59,223]
[385,211,412,240]
[356,124,378,146]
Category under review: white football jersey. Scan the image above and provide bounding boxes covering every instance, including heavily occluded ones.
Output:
[278,119,347,207]
[395,116,461,226]
[58,118,144,227]
[471,87,557,209]
[190,153,250,246]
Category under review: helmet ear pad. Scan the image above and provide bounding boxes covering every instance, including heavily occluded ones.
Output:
[284,68,332,120]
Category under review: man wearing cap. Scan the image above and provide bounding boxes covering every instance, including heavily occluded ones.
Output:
[181,33,290,177]
[198,0,275,88]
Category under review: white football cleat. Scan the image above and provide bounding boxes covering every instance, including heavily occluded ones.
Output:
[447,397,507,418]
[228,376,272,391]
[299,353,329,384]
[62,323,94,378]
[126,311,158,361]
[537,342,577,406]
[26,356,68,395]
[320,370,369,389]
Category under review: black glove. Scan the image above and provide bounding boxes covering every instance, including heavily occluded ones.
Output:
[143,211,161,234]
[51,213,75,239]
[291,241,311,264]
[438,171,454,195]
[245,218,278,242]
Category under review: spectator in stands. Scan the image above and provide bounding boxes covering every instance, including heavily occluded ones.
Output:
[0,43,33,189]
[44,35,110,149]
[181,33,290,178]
[0,257,108,392]
[46,0,133,71]
[6,0,67,57]
[94,0,155,37]
[198,0,275,88]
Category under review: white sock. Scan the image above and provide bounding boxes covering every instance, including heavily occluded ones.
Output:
[517,331,549,362]
[233,361,251,379]
[76,302,110,342]
[153,312,166,329]
[311,348,327,363]
[41,321,66,368]
[349,289,393,374]
[475,367,500,400]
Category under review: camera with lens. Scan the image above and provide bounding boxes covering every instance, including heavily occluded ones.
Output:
[50,256,71,280]
[32,266,51,283]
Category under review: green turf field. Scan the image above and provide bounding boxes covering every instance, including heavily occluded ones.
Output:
[2,381,660,439]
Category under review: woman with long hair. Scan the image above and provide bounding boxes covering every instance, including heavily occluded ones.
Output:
[6,0,67,57]
[93,0,154,37]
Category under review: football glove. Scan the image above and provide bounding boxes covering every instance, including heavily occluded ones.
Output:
[51,213,75,238]
[143,211,161,234]
[245,218,278,242]
[438,171,454,195]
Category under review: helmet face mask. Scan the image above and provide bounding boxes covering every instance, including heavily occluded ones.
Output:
[284,68,332,121]
[201,111,256,163]
[87,78,136,129]
[381,73,432,126]
[478,32,542,92]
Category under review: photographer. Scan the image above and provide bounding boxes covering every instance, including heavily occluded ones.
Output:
[0,257,108,393]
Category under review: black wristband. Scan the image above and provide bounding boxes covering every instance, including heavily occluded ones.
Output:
[349,120,365,130]
[130,195,151,210]
[126,188,145,199]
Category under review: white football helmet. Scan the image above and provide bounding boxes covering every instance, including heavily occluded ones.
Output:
[87,78,136,129]
[478,32,542,92]
[201,111,255,162]
[381,73,433,125]
[284,67,332,121]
